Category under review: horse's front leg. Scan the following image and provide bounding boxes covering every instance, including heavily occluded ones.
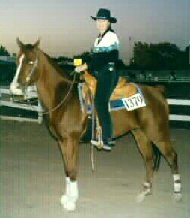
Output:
[58,137,79,211]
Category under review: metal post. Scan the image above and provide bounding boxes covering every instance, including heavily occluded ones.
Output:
[38,100,43,124]
[189,41,190,65]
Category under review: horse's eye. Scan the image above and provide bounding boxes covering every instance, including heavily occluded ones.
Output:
[28,61,34,65]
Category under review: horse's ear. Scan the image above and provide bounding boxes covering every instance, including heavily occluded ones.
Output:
[33,38,40,48]
[16,38,24,48]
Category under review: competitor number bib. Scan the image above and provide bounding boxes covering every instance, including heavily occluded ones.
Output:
[122,93,146,111]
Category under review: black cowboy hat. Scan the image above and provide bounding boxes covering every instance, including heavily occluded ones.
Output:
[91,8,117,23]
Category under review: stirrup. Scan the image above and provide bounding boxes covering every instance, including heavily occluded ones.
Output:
[91,137,115,150]
[91,139,103,149]
[91,139,112,151]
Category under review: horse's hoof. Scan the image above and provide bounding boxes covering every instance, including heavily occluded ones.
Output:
[63,200,76,211]
[60,195,77,211]
[136,192,146,203]
[60,194,68,205]
[136,189,152,203]
[174,193,182,202]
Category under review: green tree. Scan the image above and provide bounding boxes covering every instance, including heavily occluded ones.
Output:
[0,45,10,56]
[131,42,187,70]
[185,45,190,66]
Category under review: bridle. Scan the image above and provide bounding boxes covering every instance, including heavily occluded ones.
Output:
[25,58,38,83]
[22,57,77,115]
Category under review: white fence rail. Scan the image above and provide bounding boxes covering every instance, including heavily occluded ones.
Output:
[0,87,190,124]
[167,98,190,122]
[0,86,43,124]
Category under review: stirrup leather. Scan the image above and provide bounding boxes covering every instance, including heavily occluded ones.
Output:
[91,116,104,149]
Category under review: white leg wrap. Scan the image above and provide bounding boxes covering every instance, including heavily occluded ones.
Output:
[65,177,70,196]
[173,174,180,182]
[136,182,152,203]
[70,181,79,199]
[174,183,181,193]
[173,174,181,193]
[60,178,79,211]
[173,174,182,201]
[60,177,70,206]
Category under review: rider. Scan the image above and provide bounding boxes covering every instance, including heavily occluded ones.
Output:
[75,8,120,151]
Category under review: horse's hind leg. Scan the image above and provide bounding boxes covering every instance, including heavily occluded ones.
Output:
[154,140,182,201]
[131,129,154,202]
[58,137,80,211]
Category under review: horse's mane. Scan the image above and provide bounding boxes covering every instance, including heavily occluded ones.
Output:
[23,44,75,82]
[40,50,75,82]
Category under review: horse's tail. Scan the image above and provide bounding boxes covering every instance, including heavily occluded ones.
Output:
[154,85,169,115]
[152,144,162,171]
[155,85,166,96]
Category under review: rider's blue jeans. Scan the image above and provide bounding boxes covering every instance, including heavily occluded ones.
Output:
[94,63,118,143]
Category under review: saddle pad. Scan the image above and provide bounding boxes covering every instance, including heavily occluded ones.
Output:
[78,83,146,113]
[83,72,137,100]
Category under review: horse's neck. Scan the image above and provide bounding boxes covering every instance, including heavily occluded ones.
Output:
[36,52,70,110]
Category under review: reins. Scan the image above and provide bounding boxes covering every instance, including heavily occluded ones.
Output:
[18,71,78,115]
[41,72,77,115]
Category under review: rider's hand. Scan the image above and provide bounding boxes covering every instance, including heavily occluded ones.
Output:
[75,63,88,73]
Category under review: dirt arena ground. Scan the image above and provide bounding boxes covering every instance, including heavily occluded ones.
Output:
[0,120,189,218]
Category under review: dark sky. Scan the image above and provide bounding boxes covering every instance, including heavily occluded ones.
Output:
[1,0,190,63]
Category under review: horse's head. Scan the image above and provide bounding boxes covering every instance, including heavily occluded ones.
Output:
[10,38,40,95]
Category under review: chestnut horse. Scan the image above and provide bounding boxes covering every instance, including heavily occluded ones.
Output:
[10,39,182,211]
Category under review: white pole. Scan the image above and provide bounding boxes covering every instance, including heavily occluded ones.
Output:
[189,41,190,65]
